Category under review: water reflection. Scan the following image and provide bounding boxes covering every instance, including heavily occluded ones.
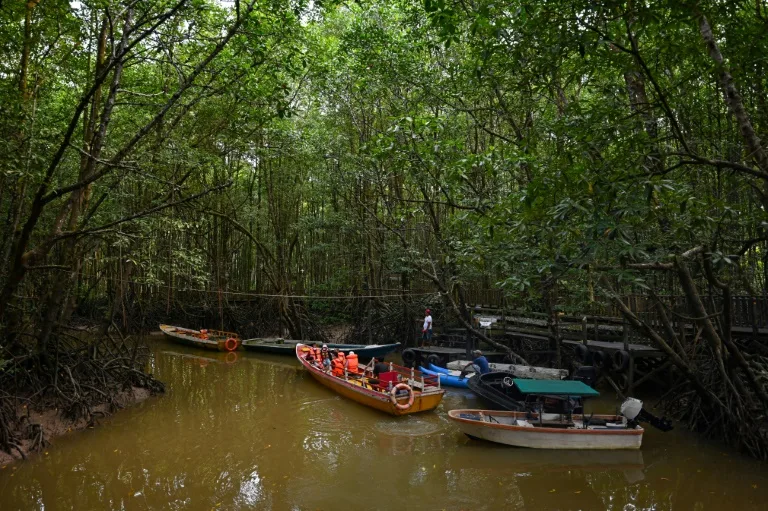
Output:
[2,337,768,510]
[236,469,263,507]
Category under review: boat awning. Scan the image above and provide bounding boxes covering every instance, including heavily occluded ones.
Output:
[513,379,600,397]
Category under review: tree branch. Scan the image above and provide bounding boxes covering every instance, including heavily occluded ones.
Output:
[57,180,233,240]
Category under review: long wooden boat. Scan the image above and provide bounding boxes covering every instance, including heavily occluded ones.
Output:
[243,338,399,360]
[296,344,445,416]
[159,324,241,352]
[448,409,644,449]
[446,360,568,380]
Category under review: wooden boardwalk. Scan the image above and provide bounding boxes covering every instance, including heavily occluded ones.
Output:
[450,306,678,394]
[561,339,661,356]
[461,291,768,331]
[423,300,768,393]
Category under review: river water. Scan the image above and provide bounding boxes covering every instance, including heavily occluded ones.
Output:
[1,336,767,510]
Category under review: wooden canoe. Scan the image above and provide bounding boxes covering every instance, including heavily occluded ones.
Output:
[159,324,241,352]
[242,338,400,359]
[296,344,445,416]
[448,409,643,450]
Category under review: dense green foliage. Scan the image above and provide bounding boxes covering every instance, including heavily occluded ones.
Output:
[3,0,767,328]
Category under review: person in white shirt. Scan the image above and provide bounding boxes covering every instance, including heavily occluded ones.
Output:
[421,308,433,346]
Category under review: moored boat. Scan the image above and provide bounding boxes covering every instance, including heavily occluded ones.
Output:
[418,365,470,388]
[296,344,445,416]
[160,324,241,352]
[467,372,594,412]
[449,379,645,449]
[427,363,458,375]
[446,360,568,380]
[447,408,644,450]
[243,338,400,360]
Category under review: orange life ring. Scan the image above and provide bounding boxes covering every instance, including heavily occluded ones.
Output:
[390,383,414,411]
[224,337,238,351]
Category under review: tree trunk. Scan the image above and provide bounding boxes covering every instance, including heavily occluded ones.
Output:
[697,11,768,175]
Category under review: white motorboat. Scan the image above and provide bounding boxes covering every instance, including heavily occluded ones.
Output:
[448,381,645,450]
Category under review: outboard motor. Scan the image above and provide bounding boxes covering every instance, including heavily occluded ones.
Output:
[620,397,643,421]
[620,397,674,432]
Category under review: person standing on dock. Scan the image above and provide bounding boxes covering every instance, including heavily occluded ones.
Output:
[421,308,433,346]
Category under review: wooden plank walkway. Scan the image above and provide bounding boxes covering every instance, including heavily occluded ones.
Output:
[561,339,662,357]
[430,302,768,394]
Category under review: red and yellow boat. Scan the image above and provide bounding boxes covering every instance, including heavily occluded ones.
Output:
[296,344,445,416]
[160,324,241,352]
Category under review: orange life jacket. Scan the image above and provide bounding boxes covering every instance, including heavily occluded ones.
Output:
[313,347,322,363]
[331,357,344,377]
[338,352,346,366]
[346,353,359,373]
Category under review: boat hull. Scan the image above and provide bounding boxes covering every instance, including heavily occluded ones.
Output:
[419,366,469,388]
[448,410,643,450]
[297,345,444,416]
[306,368,444,416]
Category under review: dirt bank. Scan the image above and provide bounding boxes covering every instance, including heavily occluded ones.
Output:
[0,386,152,466]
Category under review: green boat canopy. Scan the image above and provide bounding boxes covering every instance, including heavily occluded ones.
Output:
[512,379,600,397]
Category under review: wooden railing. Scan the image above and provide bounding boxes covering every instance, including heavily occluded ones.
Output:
[386,362,441,389]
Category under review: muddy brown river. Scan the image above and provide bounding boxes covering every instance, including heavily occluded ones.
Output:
[1,336,767,510]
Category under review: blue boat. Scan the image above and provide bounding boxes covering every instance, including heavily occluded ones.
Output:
[428,363,462,375]
[419,366,470,388]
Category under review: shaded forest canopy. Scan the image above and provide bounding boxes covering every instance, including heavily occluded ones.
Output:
[3,0,768,458]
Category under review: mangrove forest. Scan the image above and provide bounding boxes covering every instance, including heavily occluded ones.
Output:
[3,0,768,472]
